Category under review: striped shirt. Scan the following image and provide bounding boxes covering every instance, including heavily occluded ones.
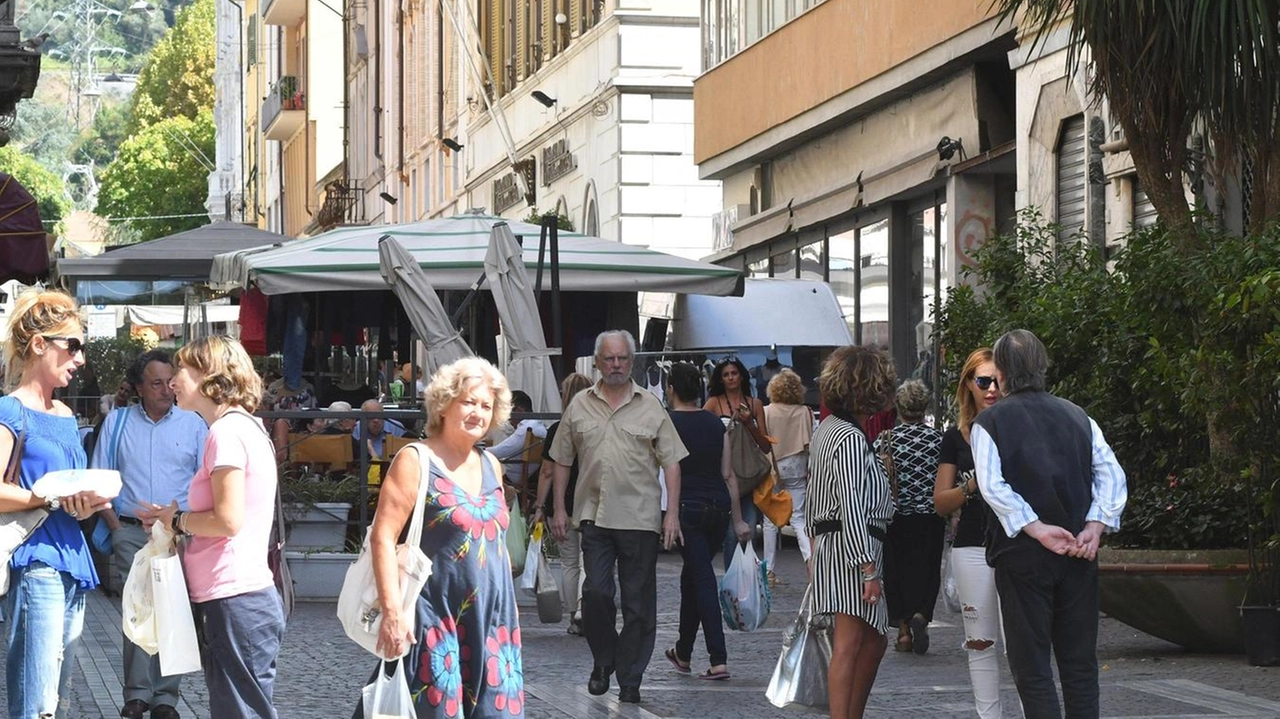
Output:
[972,417,1127,538]
[807,416,895,568]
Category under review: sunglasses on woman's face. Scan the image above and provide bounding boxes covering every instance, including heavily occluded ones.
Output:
[44,336,86,356]
[974,375,999,391]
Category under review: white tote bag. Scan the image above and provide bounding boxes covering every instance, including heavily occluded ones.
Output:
[338,444,434,659]
[718,542,771,632]
[122,521,176,655]
[152,552,202,676]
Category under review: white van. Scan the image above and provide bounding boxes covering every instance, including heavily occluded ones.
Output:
[670,278,852,403]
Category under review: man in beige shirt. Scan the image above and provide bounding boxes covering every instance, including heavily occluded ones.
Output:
[550,329,686,705]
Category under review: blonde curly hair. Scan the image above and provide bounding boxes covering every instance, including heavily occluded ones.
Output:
[819,345,897,419]
[424,357,512,436]
[173,336,263,412]
[767,368,805,405]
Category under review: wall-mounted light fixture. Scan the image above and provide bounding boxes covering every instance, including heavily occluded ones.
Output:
[379,192,398,205]
[531,90,557,108]
[936,136,966,162]
[442,137,464,152]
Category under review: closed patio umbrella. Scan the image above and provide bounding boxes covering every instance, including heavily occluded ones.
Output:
[377,234,473,375]
[484,223,562,412]
[0,172,49,284]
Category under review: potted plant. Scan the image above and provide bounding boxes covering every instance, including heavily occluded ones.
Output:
[278,467,363,552]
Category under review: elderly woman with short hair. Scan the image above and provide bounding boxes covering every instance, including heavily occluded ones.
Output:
[875,379,944,655]
[808,345,897,719]
[761,368,814,584]
[362,356,526,718]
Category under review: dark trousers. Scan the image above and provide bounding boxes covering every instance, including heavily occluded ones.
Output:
[723,500,759,570]
[675,499,730,667]
[883,512,945,625]
[193,586,286,719]
[580,522,659,689]
[994,548,1100,719]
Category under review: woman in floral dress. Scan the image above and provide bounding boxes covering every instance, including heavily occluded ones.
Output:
[361,357,524,718]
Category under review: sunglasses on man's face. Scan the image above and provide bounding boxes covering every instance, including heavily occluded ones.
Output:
[974,375,999,391]
[44,336,86,356]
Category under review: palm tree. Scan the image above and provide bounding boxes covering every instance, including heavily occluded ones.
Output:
[992,0,1280,239]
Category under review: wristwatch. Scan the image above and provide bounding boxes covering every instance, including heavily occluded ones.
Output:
[40,495,59,512]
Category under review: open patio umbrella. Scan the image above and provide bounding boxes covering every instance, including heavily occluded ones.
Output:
[377,234,473,375]
[484,223,562,413]
[0,172,49,284]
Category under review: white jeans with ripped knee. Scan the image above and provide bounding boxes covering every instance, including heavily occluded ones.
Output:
[951,545,1004,719]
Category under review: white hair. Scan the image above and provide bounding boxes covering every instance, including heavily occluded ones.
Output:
[593,330,636,358]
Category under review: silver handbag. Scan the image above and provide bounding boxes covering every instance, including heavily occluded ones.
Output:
[0,428,48,596]
[766,586,833,708]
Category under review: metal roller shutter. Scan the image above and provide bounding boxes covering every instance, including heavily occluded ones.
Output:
[1133,177,1158,228]
[1056,115,1086,242]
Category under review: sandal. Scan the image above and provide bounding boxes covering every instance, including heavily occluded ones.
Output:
[894,630,913,653]
[664,648,691,674]
[698,668,731,681]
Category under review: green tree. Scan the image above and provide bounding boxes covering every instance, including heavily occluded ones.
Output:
[95,112,213,242]
[74,99,132,174]
[0,147,72,227]
[10,99,78,172]
[129,0,215,132]
[993,0,1280,238]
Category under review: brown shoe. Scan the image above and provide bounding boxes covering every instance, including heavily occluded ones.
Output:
[120,700,148,719]
[151,705,181,719]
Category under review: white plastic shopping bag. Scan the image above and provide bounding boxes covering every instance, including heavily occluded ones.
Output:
[122,521,174,654]
[518,522,544,592]
[152,552,201,676]
[718,542,771,631]
[362,660,415,719]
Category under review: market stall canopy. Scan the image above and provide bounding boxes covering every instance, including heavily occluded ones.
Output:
[0,172,49,284]
[57,221,292,281]
[209,214,744,297]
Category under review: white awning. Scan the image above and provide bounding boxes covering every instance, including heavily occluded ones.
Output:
[210,213,743,297]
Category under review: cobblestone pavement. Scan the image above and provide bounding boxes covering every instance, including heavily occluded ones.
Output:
[3,545,1279,717]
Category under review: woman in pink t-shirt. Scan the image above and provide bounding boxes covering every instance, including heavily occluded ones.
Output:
[143,336,285,719]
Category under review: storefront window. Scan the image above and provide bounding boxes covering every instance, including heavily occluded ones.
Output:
[828,228,857,341]
[909,202,948,416]
[799,239,824,281]
[748,256,769,278]
[771,245,796,278]
[859,219,889,349]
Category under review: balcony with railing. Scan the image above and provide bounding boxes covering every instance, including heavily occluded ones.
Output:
[262,0,305,27]
[261,75,305,142]
[312,179,367,232]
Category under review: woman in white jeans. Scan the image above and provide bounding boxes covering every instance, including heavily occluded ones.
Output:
[761,369,813,585]
[933,348,1006,719]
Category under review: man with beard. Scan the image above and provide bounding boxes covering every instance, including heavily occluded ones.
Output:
[92,350,208,719]
[550,329,686,705]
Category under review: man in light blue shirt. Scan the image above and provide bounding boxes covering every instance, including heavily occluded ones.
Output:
[353,398,406,459]
[91,350,208,719]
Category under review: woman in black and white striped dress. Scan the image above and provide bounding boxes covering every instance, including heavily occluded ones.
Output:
[808,345,897,718]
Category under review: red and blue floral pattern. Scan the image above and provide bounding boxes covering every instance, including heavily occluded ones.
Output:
[421,617,467,717]
[436,474,509,542]
[485,626,524,715]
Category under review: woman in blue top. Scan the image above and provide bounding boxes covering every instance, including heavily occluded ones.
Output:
[0,290,113,718]
[663,363,750,681]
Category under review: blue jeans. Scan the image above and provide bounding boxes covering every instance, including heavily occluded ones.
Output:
[194,586,286,719]
[723,499,759,570]
[4,562,86,719]
[281,295,308,391]
[676,499,730,667]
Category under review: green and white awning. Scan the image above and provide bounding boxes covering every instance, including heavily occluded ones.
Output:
[209,214,743,297]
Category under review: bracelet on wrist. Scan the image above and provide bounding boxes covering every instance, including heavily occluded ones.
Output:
[860,566,880,582]
[40,495,59,512]
[172,511,192,538]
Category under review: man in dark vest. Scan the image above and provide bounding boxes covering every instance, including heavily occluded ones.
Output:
[972,329,1127,718]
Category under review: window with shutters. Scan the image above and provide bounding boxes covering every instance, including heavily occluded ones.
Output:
[504,0,517,91]
[1055,114,1086,244]
[1132,176,1158,229]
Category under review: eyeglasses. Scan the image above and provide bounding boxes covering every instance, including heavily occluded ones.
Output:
[44,336,86,356]
[973,375,999,391]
